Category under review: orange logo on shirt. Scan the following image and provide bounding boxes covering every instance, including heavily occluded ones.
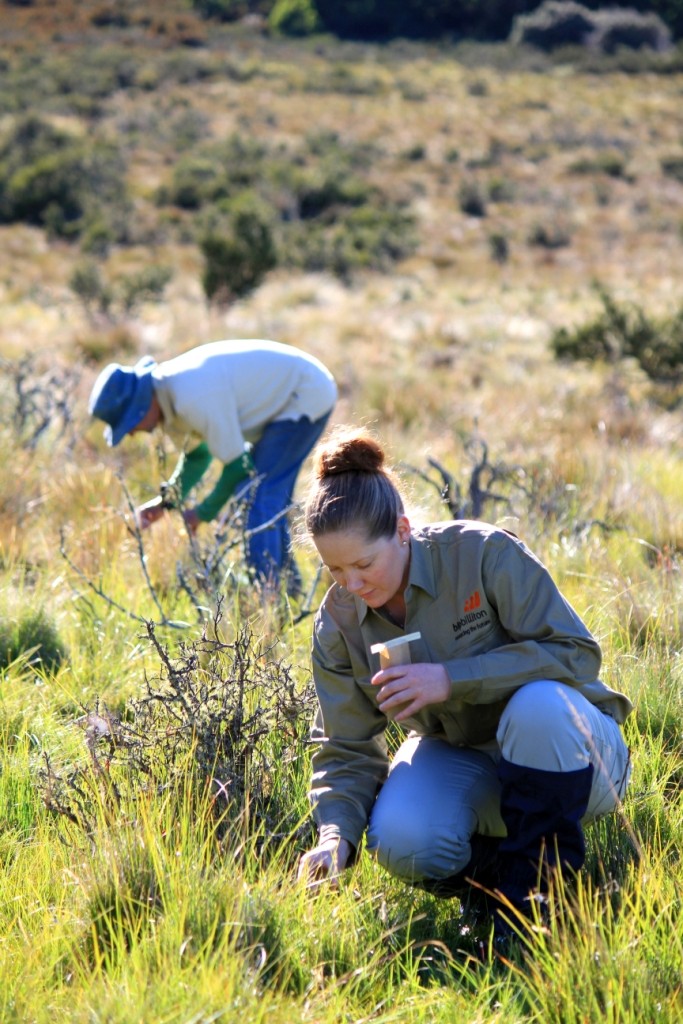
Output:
[464,590,481,613]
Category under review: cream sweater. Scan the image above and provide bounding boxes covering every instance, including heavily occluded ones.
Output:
[152,339,337,463]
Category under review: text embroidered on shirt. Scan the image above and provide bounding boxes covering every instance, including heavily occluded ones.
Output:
[452,607,488,641]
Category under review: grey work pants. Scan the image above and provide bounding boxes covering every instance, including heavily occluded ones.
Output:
[365,680,631,883]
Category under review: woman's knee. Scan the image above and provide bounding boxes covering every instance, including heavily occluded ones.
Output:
[497,681,593,771]
[366,735,500,880]
[366,811,472,881]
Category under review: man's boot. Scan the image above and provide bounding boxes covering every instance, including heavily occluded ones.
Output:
[494,758,594,938]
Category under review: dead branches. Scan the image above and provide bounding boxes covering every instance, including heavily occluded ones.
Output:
[61,470,319,629]
[0,355,80,451]
[403,430,621,544]
[39,608,318,850]
[403,434,529,521]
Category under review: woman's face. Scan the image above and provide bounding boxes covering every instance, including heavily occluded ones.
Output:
[314,516,411,608]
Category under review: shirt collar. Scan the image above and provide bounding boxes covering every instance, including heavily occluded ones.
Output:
[354,531,437,624]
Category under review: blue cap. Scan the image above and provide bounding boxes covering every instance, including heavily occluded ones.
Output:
[88,356,157,446]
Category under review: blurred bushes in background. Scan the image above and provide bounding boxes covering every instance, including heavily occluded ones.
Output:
[511,1,673,52]
[3,1,681,309]
[0,115,129,241]
[160,129,416,296]
[0,107,415,300]
[269,0,321,36]
[551,286,683,385]
[199,192,278,301]
[188,0,683,39]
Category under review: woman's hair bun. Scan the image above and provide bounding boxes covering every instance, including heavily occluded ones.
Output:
[316,429,385,479]
[305,427,404,538]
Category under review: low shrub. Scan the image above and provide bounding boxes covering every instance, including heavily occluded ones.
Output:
[269,0,320,36]
[661,153,683,183]
[118,266,174,314]
[4,148,88,227]
[90,4,131,28]
[402,143,427,162]
[528,218,572,248]
[79,215,118,257]
[551,286,683,384]
[458,180,487,217]
[510,1,594,50]
[0,355,80,451]
[69,261,173,321]
[488,230,510,263]
[488,176,516,202]
[568,150,629,178]
[165,133,269,211]
[0,607,66,675]
[70,262,113,321]
[290,165,372,218]
[288,203,417,279]
[165,155,226,210]
[39,616,316,842]
[199,192,278,301]
[588,9,672,54]
[303,129,379,170]
[0,115,128,239]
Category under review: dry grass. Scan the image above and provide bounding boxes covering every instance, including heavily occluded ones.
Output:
[0,6,681,570]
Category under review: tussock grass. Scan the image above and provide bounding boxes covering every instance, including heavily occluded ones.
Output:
[2,388,682,1023]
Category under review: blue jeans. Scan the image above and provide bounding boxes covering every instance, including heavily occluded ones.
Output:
[366,681,631,883]
[239,412,331,588]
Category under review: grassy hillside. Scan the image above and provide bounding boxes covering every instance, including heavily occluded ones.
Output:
[0,2,682,1021]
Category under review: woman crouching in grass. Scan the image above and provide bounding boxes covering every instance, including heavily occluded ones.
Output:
[297,428,632,941]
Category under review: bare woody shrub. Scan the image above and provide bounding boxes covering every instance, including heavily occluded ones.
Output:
[40,608,317,855]
[403,429,621,543]
[69,259,173,324]
[403,436,529,522]
[0,355,80,451]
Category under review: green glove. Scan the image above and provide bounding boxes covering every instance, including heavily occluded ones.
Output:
[162,443,213,507]
[194,450,255,522]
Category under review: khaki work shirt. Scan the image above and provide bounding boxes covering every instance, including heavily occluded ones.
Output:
[309,520,633,849]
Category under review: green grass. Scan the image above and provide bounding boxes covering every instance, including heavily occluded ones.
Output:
[0,420,681,1022]
[0,3,682,1020]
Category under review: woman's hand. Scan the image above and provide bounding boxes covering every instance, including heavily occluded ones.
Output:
[371,662,450,721]
[297,838,353,888]
[135,497,166,530]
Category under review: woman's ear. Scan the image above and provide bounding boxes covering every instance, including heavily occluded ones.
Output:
[397,514,411,545]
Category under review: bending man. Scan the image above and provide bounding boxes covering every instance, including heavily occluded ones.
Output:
[88,338,337,591]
